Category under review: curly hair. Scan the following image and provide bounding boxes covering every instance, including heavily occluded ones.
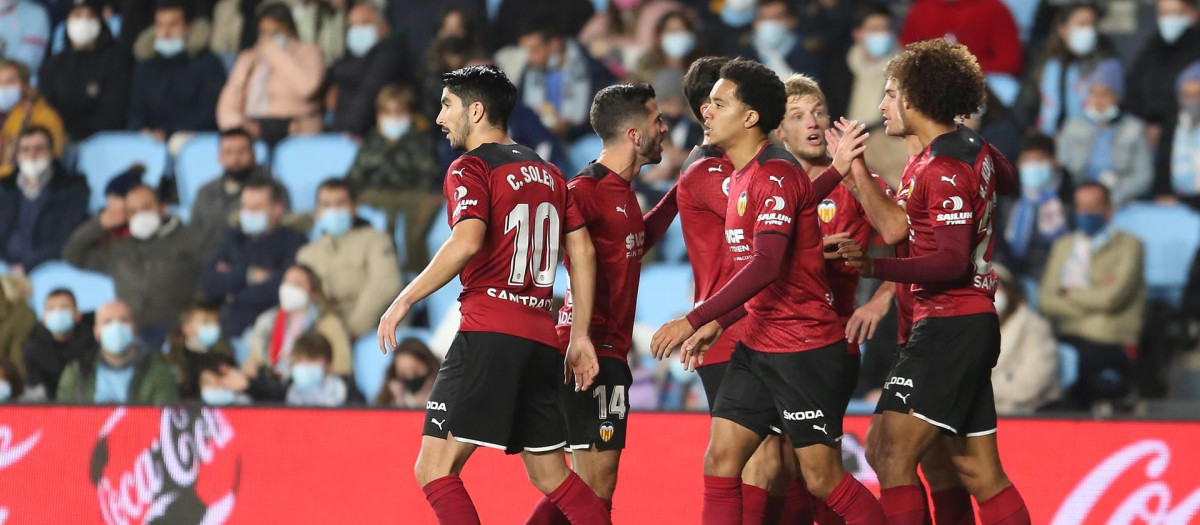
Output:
[719,58,787,134]
[886,39,987,126]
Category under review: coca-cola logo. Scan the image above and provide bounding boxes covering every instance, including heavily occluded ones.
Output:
[92,407,240,525]
[1052,439,1200,524]
[0,425,40,525]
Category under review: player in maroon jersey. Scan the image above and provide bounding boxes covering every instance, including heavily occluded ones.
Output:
[524,83,678,524]
[651,58,886,525]
[375,65,610,525]
[835,40,1030,525]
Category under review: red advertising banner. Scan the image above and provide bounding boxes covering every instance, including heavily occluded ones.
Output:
[0,407,1197,524]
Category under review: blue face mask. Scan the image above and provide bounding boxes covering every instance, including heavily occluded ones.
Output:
[345,25,378,57]
[1158,14,1193,44]
[317,208,353,237]
[45,308,76,335]
[754,20,792,50]
[863,31,895,58]
[100,322,135,356]
[195,323,221,349]
[720,2,756,28]
[1019,162,1054,191]
[154,37,185,57]
[291,362,325,389]
[1076,213,1108,236]
[661,31,696,60]
[0,86,21,112]
[239,210,270,236]
[0,380,10,402]
[201,387,237,406]
[379,116,412,141]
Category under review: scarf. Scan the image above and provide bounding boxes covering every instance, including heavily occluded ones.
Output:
[268,305,317,375]
[1171,112,1200,195]
[521,41,594,127]
[1004,188,1067,260]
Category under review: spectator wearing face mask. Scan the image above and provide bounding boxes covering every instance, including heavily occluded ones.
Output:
[1039,183,1145,410]
[285,331,356,407]
[0,59,65,178]
[374,337,438,409]
[216,3,325,146]
[516,16,616,141]
[201,175,306,337]
[126,0,213,62]
[1057,60,1154,207]
[127,0,226,142]
[738,0,822,81]
[1155,61,1200,208]
[900,0,1023,76]
[992,264,1062,414]
[163,300,237,400]
[295,178,401,338]
[633,9,701,84]
[37,0,130,141]
[242,265,351,391]
[56,300,179,404]
[577,0,682,75]
[1026,3,1116,136]
[0,127,89,274]
[21,289,95,401]
[190,128,289,259]
[1125,0,1200,147]
[0,0,51,73]
[997,134,1073,280]
[63,184,201,348]
[325,1,410,137]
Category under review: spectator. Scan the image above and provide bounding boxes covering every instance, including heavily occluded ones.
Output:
[900,0,1023,76]
[1057,60,1154,207]
[201,175,306,337]
[21,288,95,401]
[127,0,226,140]
[290,0,349,64]
[1125,0,1200,145]
[1027,3,1116,136]
[992,264,1061,414]
[242,264,351,383]
[285,331,350,407]
[420,36,475,122]
[0,59,65,178]
[374,337,438,408]
[163,300,237,399]
[1156,61,1200,207]
[295,178,401,338]
[0,127,89,273]
[56,300,179,404]
[1039,183,1145,409]
[491,0,594,51]
[998,134,1072,280]
[37,0,130,141]
[578,0,682,75]
[326,1,411,136]
[700,0,756,56]
[346,84,440,269]
[633,9,703,84]
[837,4,907,183]
[63,184,201,348]
[738,0,822,81]
[0,356,22,402]
[384,1,485,73]
[94,166,142,245]
[197,367,253,405]
[216,2,325,145]
[0,272,35,380]
[516,17,617,141]
[190,128,288,258]
[0,0,51,72]
[127,0,213,62]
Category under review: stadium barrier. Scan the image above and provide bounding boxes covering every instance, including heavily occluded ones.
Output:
[0,406,1196,524]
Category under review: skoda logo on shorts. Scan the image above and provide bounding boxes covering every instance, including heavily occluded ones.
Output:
[599,422,615,443]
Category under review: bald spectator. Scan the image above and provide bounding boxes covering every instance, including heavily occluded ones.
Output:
[0,0,51,72]
[0,59,65,178]
[56,300,179,404]
[326,1,411,137]
[0,126,89,273]
[900,0,1023,76]
[63,185,201,348]
[190,128,289,259]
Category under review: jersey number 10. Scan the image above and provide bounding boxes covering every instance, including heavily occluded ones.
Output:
[505,202,561,287]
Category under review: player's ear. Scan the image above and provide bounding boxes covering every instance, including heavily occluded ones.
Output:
[470,101,485,125]
[744,109,760,131]
[628,126,641,149]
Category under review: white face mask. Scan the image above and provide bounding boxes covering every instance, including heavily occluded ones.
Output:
[18,157,50,179]
[1066,26,1097,56]
[279,283,310,312]
[128,211,163,240]
[66,17,102,47]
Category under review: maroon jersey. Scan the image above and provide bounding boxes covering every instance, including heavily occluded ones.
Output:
[894,163,916,344]
[902,127,1003,322]
[444,143,583,349]
[555,163,646,360]
[724,144,843,353]
[818,173,891,354]
[677,145,742,365]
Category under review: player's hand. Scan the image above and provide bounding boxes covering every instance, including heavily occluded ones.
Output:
[376,296,411,354]
[651,317,697,360]
[565,336,599,392]
[824,127,842,158]
[680,321,722,371]
[837,239,875,278]
[831,120,868,176]
[822,232,851,260]
[846,295,889,344]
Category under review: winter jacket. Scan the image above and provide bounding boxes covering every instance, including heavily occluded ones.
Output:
[0,96,66,178]
[1057,115,1154,207]
[127,49,226,134]
[201,225,308,337]
[56,344,180,404]
[0,163,90,270]
[994,303,1062,414]
[187,167,285,259]
[21,313,96,400]
[37,19,131,140]
[295,223,402,337]
[216,40,326,134]
[1126,25,1200,128]
[1040,231,1146,346]
[346,126,440,192]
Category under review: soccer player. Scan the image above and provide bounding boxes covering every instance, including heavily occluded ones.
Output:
[835,40,1030,525]
[651,58,885,524]
[376,65,610,525]
[525,83,678,524]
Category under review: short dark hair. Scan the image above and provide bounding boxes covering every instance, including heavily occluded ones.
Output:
[719,58,787,134]
[181,299,220,324]
[257,2,298,36]
[16,125,54,151]
[854,3,892,28]
[318,177,357,202]
[886,39,987,126]
[441,65,517,129]
[219,127,254,144]
[590,83,657,143]
[243,175,285,203]
[156,0,193,22]
[683,56,730,122]
[1019,134,1056,157]
[47,288,77,307]
[1075,181,1111,204]
[293,332,333,362]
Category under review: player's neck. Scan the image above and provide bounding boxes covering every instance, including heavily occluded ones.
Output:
[912,119,957,150]
[595,148,639,183]
[791,151,831,178]
[724,134,769,171]
[465,127,514,152]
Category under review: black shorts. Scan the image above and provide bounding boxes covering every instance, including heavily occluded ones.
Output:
[697,361,729,413]
[712,341,858,448]
[560,356,632,451]
[873,345,905,416]
[876,313,1000,437]
[422,331,566,454]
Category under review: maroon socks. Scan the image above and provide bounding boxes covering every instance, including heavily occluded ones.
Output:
[422,475,481,525]
[931,486,976,525]
[824,473,887,525]
[702,475,743,525]
[977,485,1030,525]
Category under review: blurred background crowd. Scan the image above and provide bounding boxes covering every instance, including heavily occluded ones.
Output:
[1,0,1199,418]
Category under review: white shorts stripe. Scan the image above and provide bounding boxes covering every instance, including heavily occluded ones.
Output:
[567,444,593,450]
[525,441,568,453]
[965,428,998,437]
[911,412,958,434]
[453,436,506,450]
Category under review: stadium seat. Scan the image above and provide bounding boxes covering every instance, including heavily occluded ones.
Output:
[553,264,569,299]
[1112,202,1200,308]
[426,206,452,259]
[394,211,407,268]
[657,217,687,263]
[28,261,116,317]
[634,263,694,328]
[1058,342,1080,391]
[272,134,359,212]
[567,135,603,177]
[77,132,169,212]
[424,278,462,331]
[174,133,270,219]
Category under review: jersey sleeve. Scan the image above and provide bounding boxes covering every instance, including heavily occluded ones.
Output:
[749,161,804,238]
[564,178,592,232]
[678,158,731,216]
[920,158,976,228]
[444,155,491,226]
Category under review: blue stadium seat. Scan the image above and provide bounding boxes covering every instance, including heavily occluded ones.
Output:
[1112,202,1200,308]
[394,211,408,268]
[174,133,270,220]
[77,132,169,212]
[1058,342,1080,390]
[567,135,603,177]
[28,261,116,317]
[657,217,687,263]
[426,206,452,259]
[272,134,359,212]
[553,264,569,298]
[634,263,694,328]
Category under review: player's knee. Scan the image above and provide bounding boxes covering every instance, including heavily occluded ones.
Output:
[874,439,918,482]
[414,455,445,487]
[950,456,1010,498]
[741,449,782,489]
[703,443,743,478]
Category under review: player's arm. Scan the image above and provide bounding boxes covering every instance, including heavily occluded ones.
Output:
[563,226,600,391]
[838,224,973,282]
[846,281,895,344]
[828,121,909,245]
[377,219,486,352]
[642,185,678,250]
[810,120,870,201]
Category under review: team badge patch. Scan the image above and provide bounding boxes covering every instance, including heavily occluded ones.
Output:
[722,177,731,196]
[599,422,615,443]
[818,199,837,223]
[737,191,748,216]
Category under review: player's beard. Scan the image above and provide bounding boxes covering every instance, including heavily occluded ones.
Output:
[448,113,470,151]
[792,141,827,162]
[640,133,664,164]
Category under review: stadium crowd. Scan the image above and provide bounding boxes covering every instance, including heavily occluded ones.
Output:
[0,0,1199,416]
